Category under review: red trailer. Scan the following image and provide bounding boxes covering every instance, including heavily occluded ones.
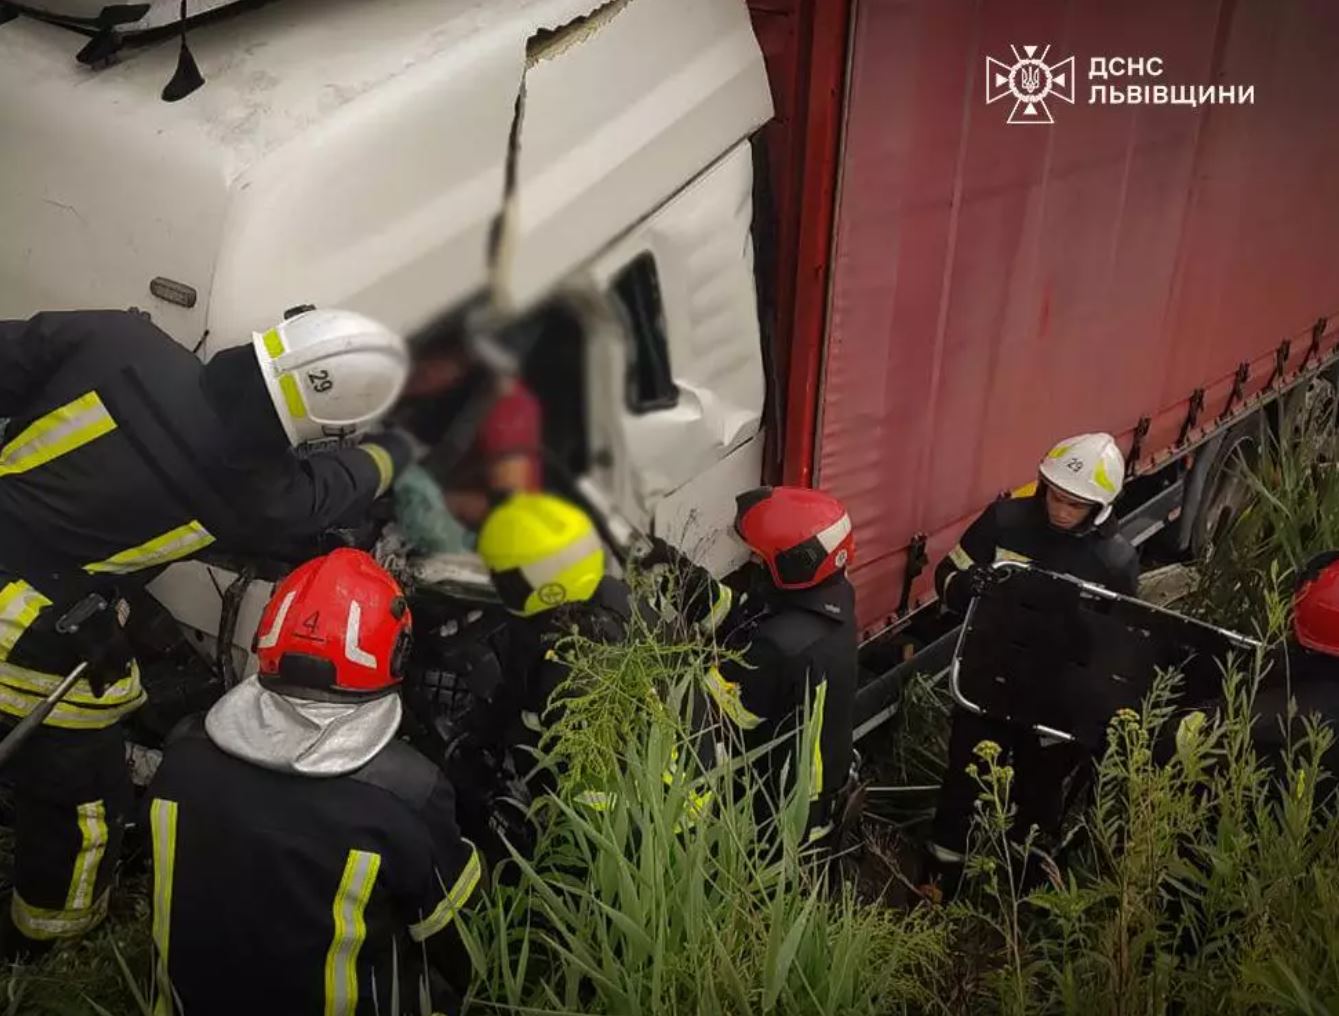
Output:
[749,0,1339,638]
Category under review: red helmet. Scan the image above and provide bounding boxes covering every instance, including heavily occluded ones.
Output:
[253,548,412,696]
[1294,551,1339,655]
[734,486,854,590]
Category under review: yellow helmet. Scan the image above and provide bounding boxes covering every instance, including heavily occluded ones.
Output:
[477,493,606,616]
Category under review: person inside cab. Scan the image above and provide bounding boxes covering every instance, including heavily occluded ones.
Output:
[709,486,859,839]
[929,433,1140,875]
[934,432,1139,615]
[0,307,416,956]
[395,327,544,539]
[145,549,480,1016]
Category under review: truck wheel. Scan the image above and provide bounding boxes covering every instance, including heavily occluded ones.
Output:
[1189,427,1256,561]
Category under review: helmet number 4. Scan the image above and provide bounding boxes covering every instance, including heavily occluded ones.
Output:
[307,369,334,393]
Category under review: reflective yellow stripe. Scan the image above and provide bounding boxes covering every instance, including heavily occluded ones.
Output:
[702,582,733,632]
[948,545,974,571]
[0,672,145,730]
[11,889,108,941]
[66,800,109,912]
[0,580,51,660]
[1011,480,1039,499]
[84,520,215,575]
[1092,458,1117,495]
[0,392,117,477]
[1046,442,1073,460]
[359,443,395,497]
[279,374,309,420]
[703,665,763,730]
[0,659,142,708]
[995,548,1031,564]
[150,799,178,1016]
[809,680,828,802]
[409,844,482,942]
[324,849,381,1016]
[262,328,285,358]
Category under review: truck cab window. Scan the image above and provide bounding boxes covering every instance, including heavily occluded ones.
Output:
[611,253,679,414]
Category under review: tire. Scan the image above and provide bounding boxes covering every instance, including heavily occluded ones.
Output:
[1189,425,1257,562]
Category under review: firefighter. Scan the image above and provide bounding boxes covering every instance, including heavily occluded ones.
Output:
[440,493,629,848]
[930,432,1140,870]
[707,486,859,838]
[0,307,414,954]
[145,549,481,1016]
[934,432,1139,614]
[1158,551,1339,780]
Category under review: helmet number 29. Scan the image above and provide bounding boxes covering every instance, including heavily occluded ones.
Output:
[307,369,334,393]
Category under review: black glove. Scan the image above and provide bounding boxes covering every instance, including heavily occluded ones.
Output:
[638,537,733,634]
[965,564,998,599]
[56,595,134,698]
[945,563,997,615]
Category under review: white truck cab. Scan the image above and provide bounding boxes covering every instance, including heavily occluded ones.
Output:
[0,0,772,651]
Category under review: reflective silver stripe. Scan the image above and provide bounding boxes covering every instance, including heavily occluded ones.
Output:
[84,520,215,575]
[324,849,381,1016]
[344,602,377,668]
[255,590,297,650]
[994,548,1031,564]
[0,391,117,477]
[0,664,145,729]
[66,800,109,912]
[815,513,852,552]
[948,544,974,571]
[11,889,108,941]
[518,530,602,588]
[408,843,483,942]
[0,658,142,708]
[150,799,179,1016]
[0,580,51,660]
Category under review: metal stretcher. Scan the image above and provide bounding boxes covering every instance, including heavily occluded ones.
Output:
[949,561,1261,749]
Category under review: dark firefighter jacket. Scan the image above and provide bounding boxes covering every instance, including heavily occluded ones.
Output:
[146,719,481,1016]
[934,491,1140,614]
[1156,641,1339,779]
[439,577,632,852]
[710,571,858,828]
[0,310,410,728]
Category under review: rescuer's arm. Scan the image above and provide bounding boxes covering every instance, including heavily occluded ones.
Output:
[935,505,1000,614]
[1101,534,1141,598]
[0,312,91,414]
[250,430,417,538]
[408,773,485,1002]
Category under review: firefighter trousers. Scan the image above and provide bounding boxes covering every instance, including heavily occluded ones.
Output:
[931,709,1090,860]
[3,722,130,944]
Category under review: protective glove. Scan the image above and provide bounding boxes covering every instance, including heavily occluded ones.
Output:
[56,594,134,698]
[638,537,734,634]
[945,563,997,615]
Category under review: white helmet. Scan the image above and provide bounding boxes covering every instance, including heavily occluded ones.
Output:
[1038,432,1125,525]
[252,309,409,450]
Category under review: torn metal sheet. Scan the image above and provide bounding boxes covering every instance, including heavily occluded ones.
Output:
[0,0,609,348]
[496,0,772,311]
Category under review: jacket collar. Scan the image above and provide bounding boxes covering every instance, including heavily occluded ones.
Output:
[205,676,402,777]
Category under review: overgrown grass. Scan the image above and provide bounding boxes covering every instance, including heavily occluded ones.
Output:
[7,411,1339,1013]
[1190,384,1339,631]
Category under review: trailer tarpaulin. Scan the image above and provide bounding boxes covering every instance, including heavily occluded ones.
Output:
[815,0,1339,635]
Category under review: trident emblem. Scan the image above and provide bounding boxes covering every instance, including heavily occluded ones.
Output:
[985,45,1076,124]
